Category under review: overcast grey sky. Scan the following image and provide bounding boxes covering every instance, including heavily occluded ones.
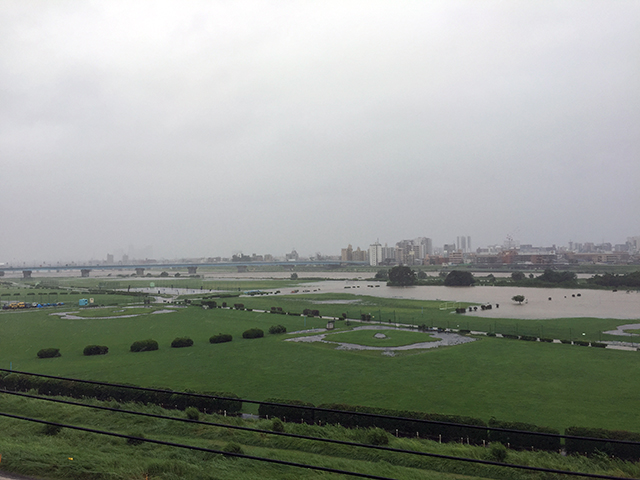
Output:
[1,1,638,263]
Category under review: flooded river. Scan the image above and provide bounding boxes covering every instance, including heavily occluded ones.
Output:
[295,281,640,320]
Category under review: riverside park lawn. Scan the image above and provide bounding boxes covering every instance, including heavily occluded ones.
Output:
[1,295,640,433]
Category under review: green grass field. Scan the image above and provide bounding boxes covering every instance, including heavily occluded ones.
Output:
[324,329,438,346]
[3,393,637,480]
[2,298,640,433]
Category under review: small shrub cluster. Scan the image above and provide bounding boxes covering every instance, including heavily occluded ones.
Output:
[242,328,264,339]
[83,345,108,356]
[209,334,232,344]
[502,334,518,340]
[360,313,372,321]
[268,325,286,334]
[130,339,159,352]
[233,303,244,310]
[519,335,537,342]
[302,309,320,317]
[458,329,471,334]
[539,338,554,343]
[591,342,607,348]
[37,348,61,359]
[171,337,194,348]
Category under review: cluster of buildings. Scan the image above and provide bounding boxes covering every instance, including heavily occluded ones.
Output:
[339,235,640,267]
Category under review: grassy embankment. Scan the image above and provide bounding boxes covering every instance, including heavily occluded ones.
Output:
[2,297,640,432]
[1,393,638,480]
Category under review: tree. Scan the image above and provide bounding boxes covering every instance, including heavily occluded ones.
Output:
[374,269,388,281]
[417,270,427,280]
[388,266,417,286]
[512,295,525,304]
[444,270,475,286]
[537,269,577,284]
[511,271,525,281]
[290,272,298,280]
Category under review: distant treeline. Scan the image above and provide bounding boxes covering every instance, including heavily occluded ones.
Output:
[586,271,640,288]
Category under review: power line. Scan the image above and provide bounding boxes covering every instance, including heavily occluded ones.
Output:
[2,368,639,447]
[0,390,635,480]
[0,411,396,480]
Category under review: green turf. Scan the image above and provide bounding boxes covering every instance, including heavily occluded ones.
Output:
[324,329,438,347]
[1,393,639,480]
[2,303,640,433]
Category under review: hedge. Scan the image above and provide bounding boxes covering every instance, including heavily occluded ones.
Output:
[83,345,108,356]
[210,334,232,344]
[37,348,61,359]
[258,398,315,424]
[268,325,286,334]
[565,426,640,459]
[0,372,242,415]
[171,337,194,348]
[242,328,264,339]
[488,418,561,451]
[315,403,488,444]
[130,339,159,352]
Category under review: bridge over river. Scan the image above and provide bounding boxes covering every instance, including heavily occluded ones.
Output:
[0,261,368,278]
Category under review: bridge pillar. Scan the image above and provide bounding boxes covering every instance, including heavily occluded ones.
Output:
[135,268,145,276]
[187,266,198,275]
[80,269,91,278]
[22,270,32,278]
[236,265,248,273]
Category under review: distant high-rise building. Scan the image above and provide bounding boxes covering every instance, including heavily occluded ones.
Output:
[106,254,114,264]
[352,247,368,262]
[341,244,353,262]
[369,242,383,266]
[467,236,471,252]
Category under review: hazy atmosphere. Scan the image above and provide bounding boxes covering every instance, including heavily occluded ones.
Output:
[1,1,638,263]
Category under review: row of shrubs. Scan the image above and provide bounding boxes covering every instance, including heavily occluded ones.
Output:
[258,399,640,458]
[39,326,289,358]
[38,345,110,358]
[0,372,242,415]
[493,334,607,347]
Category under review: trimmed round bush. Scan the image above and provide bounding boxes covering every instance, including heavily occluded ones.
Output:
[242,328,264,339]
[171,337,194,348]
[130,339,159,352]
[489,442,508,462]
[210,334,232,344]
[268,325,287,334]
[185,407,200,420]
[37,348,61,359]
[83,345,108,356]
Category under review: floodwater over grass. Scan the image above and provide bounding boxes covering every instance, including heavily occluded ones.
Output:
[297,281,640,320]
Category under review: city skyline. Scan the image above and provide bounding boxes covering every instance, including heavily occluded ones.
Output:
[3,233,638,267]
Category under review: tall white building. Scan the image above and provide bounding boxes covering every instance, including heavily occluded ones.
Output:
[369,242,383,266]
